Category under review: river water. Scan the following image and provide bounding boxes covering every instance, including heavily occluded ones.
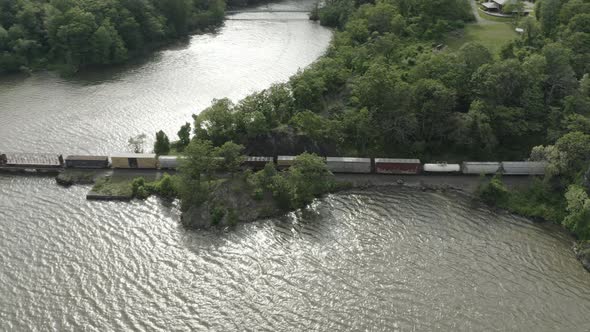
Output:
[1,1,590,331]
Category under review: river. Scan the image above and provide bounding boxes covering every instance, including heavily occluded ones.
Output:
[1,1,589,331]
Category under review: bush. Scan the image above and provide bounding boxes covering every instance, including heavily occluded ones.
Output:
[132,177,146,196]
[155,173,176,198]
[211,205,225,225]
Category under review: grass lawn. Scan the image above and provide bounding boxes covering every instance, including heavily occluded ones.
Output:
[446,23,517,56]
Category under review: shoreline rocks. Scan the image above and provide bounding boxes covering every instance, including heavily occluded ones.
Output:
[574,242,590,272]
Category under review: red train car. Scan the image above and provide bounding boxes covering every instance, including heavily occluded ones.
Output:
[374,158,421,174]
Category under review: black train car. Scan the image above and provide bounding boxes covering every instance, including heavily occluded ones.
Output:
[65,155,109,169]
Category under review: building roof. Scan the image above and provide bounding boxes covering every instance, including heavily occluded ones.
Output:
[111,153,156,159]
[493,0,508,5]
[482,2,500,9]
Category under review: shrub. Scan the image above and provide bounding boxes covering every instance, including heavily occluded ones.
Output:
[156,173,176,198]
[211,205,225,225]
[477,175,509,205]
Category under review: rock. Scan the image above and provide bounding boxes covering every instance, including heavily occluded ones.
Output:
[56,170,97,187]
[397,179,404,185]
[181,178,281,229]
[56,173,74,187]
[575,242,590,272]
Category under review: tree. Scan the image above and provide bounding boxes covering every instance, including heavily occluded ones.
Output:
[154,130,170,155]
[128,134,146,153]
[411,79,456,144]
[213,141,245,175]
[286,152,334,208]
[193,98,236,146]
[543,43,577,104]
[539,0,562,37]
[177,122,191,151]
[177,139,216,209]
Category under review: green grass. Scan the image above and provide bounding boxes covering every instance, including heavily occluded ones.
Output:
[446,22,517,56]
[91,177,134,197]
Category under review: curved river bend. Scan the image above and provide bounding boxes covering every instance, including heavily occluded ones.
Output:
[0,1,589,330]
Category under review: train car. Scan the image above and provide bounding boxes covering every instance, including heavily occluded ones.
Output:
[461,162,501,175]
[326,157,371,173]
[277,156,296,170]
[158,156,180,170]
[242,156,274,170]
[111,153,158,169]
[3,153,63,168]
[501,161,547,175]
[374,158,421,174]
[65,155,109,169]
[423,163,461,173]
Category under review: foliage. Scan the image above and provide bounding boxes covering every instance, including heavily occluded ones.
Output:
[154,130,171,155]
[213,141,245,175]
[176,138,217,210]
[128,134,146,153]
[176,122,191,152]
[0,0,225,74]
[131,173,178,199]
[247,153,335,210]
[477,176,567,224]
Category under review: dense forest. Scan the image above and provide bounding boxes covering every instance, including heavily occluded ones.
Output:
[157,0,589,239]
[0,0,263,74]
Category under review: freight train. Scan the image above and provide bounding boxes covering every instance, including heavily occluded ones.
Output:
[0,152,548,176]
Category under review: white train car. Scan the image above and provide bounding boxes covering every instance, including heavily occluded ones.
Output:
[158,156,180,169]
[461,162,501,175]
[423,163,461,173]
[326,157,371,173]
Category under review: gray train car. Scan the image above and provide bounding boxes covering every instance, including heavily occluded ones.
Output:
[277,156,296,169]
[461,162,501,175]
[501,161,547,175]
[326,157,371,173]
[242,156,274,170]
[65,155,109,169]
[158,156,180,170]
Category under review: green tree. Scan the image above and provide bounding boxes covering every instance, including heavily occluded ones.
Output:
[177,122,191,151]
[539,0,562,37]
[287,152,334,208]
[213,141,245,175]
[177,139,216,209]
[154,130,171,155]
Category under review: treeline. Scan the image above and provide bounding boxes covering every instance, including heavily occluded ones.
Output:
[0,0,225,74]
[165,0,590,238]
[187,0,589,160]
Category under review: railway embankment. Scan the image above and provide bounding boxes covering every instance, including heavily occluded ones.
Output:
[336,174,534,194]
